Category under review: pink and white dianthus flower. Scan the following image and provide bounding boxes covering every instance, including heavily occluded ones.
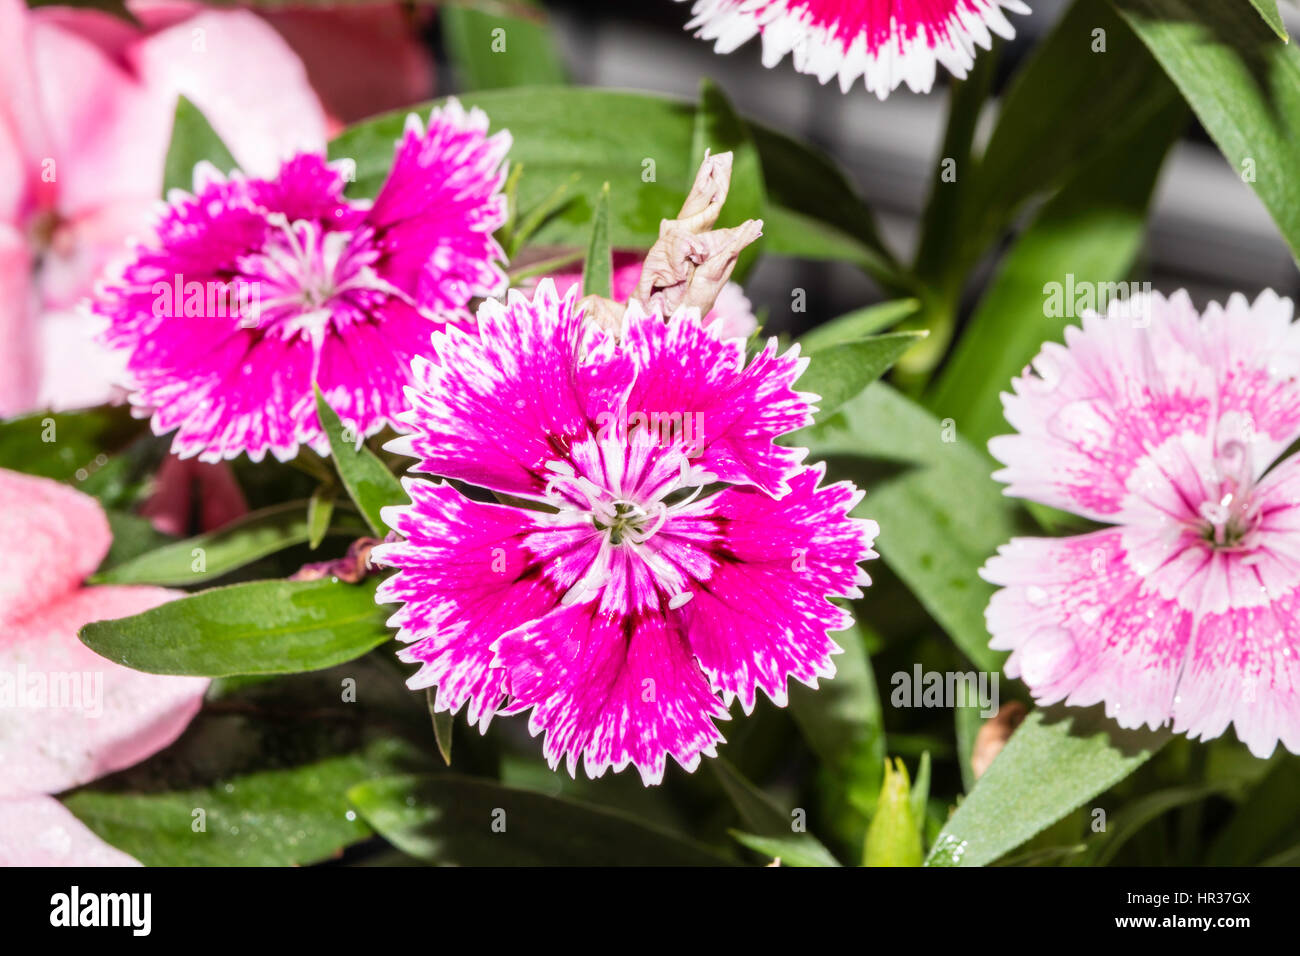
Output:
[675,0,1030,98]
[94,99,510,463]
[983,290,1300,758]
[372,279,877,784]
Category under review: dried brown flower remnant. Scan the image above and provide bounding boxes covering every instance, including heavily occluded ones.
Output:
[971,700,1027,780]
[291,536,383,583]
[581,151,762,332]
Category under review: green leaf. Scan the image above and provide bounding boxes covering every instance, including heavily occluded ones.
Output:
[1207,756,1300,864]
[426,688,455,767]
[927,90,1186,448]
[330,88,901,285]
[0,406,143,481]
[441,1,567,90]
[79,577,393,678]
[800,384,1034,670]
[1247,0,1289,42]
[101,512,174,571]
[914,49,997,286]
[976,0,1173,237]
[90,500,366,586]
[691,79,766,279]
[307,486,335,550]
[581,182,612,298]
[314,385,406,535]
[796,299,920,353]
[1115,0,1300,262]
[711,758,841,867]
[164,95,238,195]
[1083,782,1231,866]
[863,758,923,866]
[787,621,885,829]
[348,774,735,865]
[909,751,932,835]
[798,332,926,420]
[61,661,433,866]
[927,705,1171,867]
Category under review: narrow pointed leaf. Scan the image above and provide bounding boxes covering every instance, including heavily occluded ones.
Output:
[315,384,406,535]
[80,577,392,678]
[927,705,1170,867]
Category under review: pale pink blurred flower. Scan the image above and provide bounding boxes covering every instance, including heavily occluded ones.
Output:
[254,4,435,132]
[0,468,207,865]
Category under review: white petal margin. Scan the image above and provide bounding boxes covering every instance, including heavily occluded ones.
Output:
[679,0,1031,98]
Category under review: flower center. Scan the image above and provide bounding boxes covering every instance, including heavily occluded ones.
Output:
[1195,439,1262,551]
[594,500,660,545]
[541,438,716,609]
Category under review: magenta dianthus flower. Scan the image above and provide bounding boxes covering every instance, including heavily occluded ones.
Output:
[676,0,1030,98]
[984,290,1300,757]
[96,99,510,463]
[372,280,878,784]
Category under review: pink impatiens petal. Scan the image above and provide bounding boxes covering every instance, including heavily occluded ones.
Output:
[254,4,435,130]
[0,585,207,798]
[134,6,329,178]
[0,226,39,417]
[0,470,111,626]
[0,795,140,866]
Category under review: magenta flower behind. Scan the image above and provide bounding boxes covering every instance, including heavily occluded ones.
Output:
[94,99,510,463]
[675,0,1031,98]
[372,280,878,784]
[984,291,1300,758]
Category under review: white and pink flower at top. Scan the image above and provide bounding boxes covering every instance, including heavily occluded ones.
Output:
[984,290,1300,758]
[94,100,511,464]
[676,0,1030,99]
[0,468,207,865]
[372,280,877,785]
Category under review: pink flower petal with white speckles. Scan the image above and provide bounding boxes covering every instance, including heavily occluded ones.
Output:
[390,280,635,499]
[621,303,812,497]
[983,529,1197,732]
[494,603,730,786]
[991,292,1221,522]
[373,479,567,730]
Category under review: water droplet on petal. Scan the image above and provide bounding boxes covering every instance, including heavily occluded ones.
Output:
[1019,627,1080,687]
